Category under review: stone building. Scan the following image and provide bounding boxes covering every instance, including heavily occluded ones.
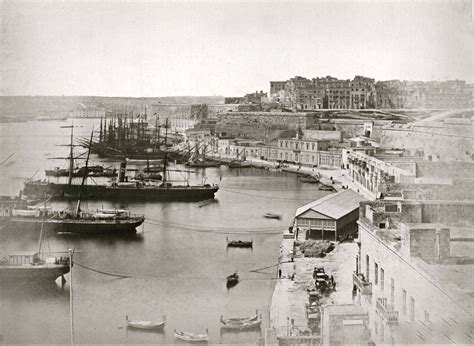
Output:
[276,136,342,168]
[272,76,472,110]
[70,109,106,118]
[320,304,370,346]
[346,148,416,200]
[320,77,351,109]
[353,199,474,344]
[277,137,327,164]
[350,76,376,109]
[270,75,376,110]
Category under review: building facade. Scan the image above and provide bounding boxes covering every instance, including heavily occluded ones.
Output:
[353,199,474,344]
[70,109,106,118]
[270,76,473,110]
[294,190,366,241]
[277,138,342,167]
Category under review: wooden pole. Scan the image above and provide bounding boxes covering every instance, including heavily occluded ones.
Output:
[69,249,75,346]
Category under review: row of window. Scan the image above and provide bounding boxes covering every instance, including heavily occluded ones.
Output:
[279,140,318,151]
[367,255,423,323]
[278,152,341,165]
[297,218,336,229]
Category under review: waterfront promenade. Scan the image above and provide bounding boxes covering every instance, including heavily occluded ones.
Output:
[269,235,358,338]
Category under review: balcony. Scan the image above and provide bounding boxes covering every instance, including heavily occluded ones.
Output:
[376,298,399,325]
[352,272,372,295]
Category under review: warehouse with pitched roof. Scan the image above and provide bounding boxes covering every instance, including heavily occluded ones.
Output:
[294,190,366,241]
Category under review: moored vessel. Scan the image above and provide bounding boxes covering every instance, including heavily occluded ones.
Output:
[226,237,253,248]
[174,329,209,342]
[23,121,219,201]
[226,272,240,288]
[2,207,145,235]
[126,315,166,330]
[0,205,70,283]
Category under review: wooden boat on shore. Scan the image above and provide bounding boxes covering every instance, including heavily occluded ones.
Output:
[174,329,209,342]
[226,237,253,248]
[126,315,166,330]
[226,272,239,288]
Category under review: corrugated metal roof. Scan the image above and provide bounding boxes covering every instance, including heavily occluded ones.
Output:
[295,190,366,220]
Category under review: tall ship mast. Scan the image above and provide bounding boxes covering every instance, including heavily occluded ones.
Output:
[0,201,70,283]
[23,121,219,201]
[8,131,145,234]
[45,124,117,178]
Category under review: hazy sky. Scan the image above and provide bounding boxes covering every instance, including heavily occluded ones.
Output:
[1,0,473,97]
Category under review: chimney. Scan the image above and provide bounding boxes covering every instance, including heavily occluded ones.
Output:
[119,162,126,182]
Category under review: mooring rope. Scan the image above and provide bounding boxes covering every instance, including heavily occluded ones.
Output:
[73,261,286,280]
[73,261,133,278]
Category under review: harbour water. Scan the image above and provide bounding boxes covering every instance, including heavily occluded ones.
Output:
[0,119,330,344]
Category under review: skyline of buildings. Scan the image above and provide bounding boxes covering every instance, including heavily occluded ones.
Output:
[268,75,473,111]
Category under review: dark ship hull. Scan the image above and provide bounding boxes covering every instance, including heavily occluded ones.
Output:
[227,162,252,168]
[185,162,220,168]
[1,216,144,234]
[23,181,219,201]
[0,264,70,282]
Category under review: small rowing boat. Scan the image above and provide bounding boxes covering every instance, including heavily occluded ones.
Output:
[226,237,253,248]
[126,315,166,330]
[220,309,259,324]
[263,213,281,220]
[226,272,239,288]
[220,316,262,331]
[174,329,209,342]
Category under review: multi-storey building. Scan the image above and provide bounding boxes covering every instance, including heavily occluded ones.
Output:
[270,81,288,96]
[346,148,416,199]
[353,199,474,344]
[271,76,472,110]
[277,138,342,168]
[270,75,377,110]
[319,77,352,109]
[350,76,376,109]
[216,138,278,161]
[293,84,325,110]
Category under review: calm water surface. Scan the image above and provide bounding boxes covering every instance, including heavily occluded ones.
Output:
[0,119,329,344]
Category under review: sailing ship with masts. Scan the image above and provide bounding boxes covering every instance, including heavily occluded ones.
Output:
[8,132,145,234]
[227,148,251,168]
[45,124,117,178]
[80,110,185,161]
[185,142,220,168]
[23,120,219,201]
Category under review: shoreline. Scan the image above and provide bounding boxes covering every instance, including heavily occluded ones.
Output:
[208,153,375,200]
